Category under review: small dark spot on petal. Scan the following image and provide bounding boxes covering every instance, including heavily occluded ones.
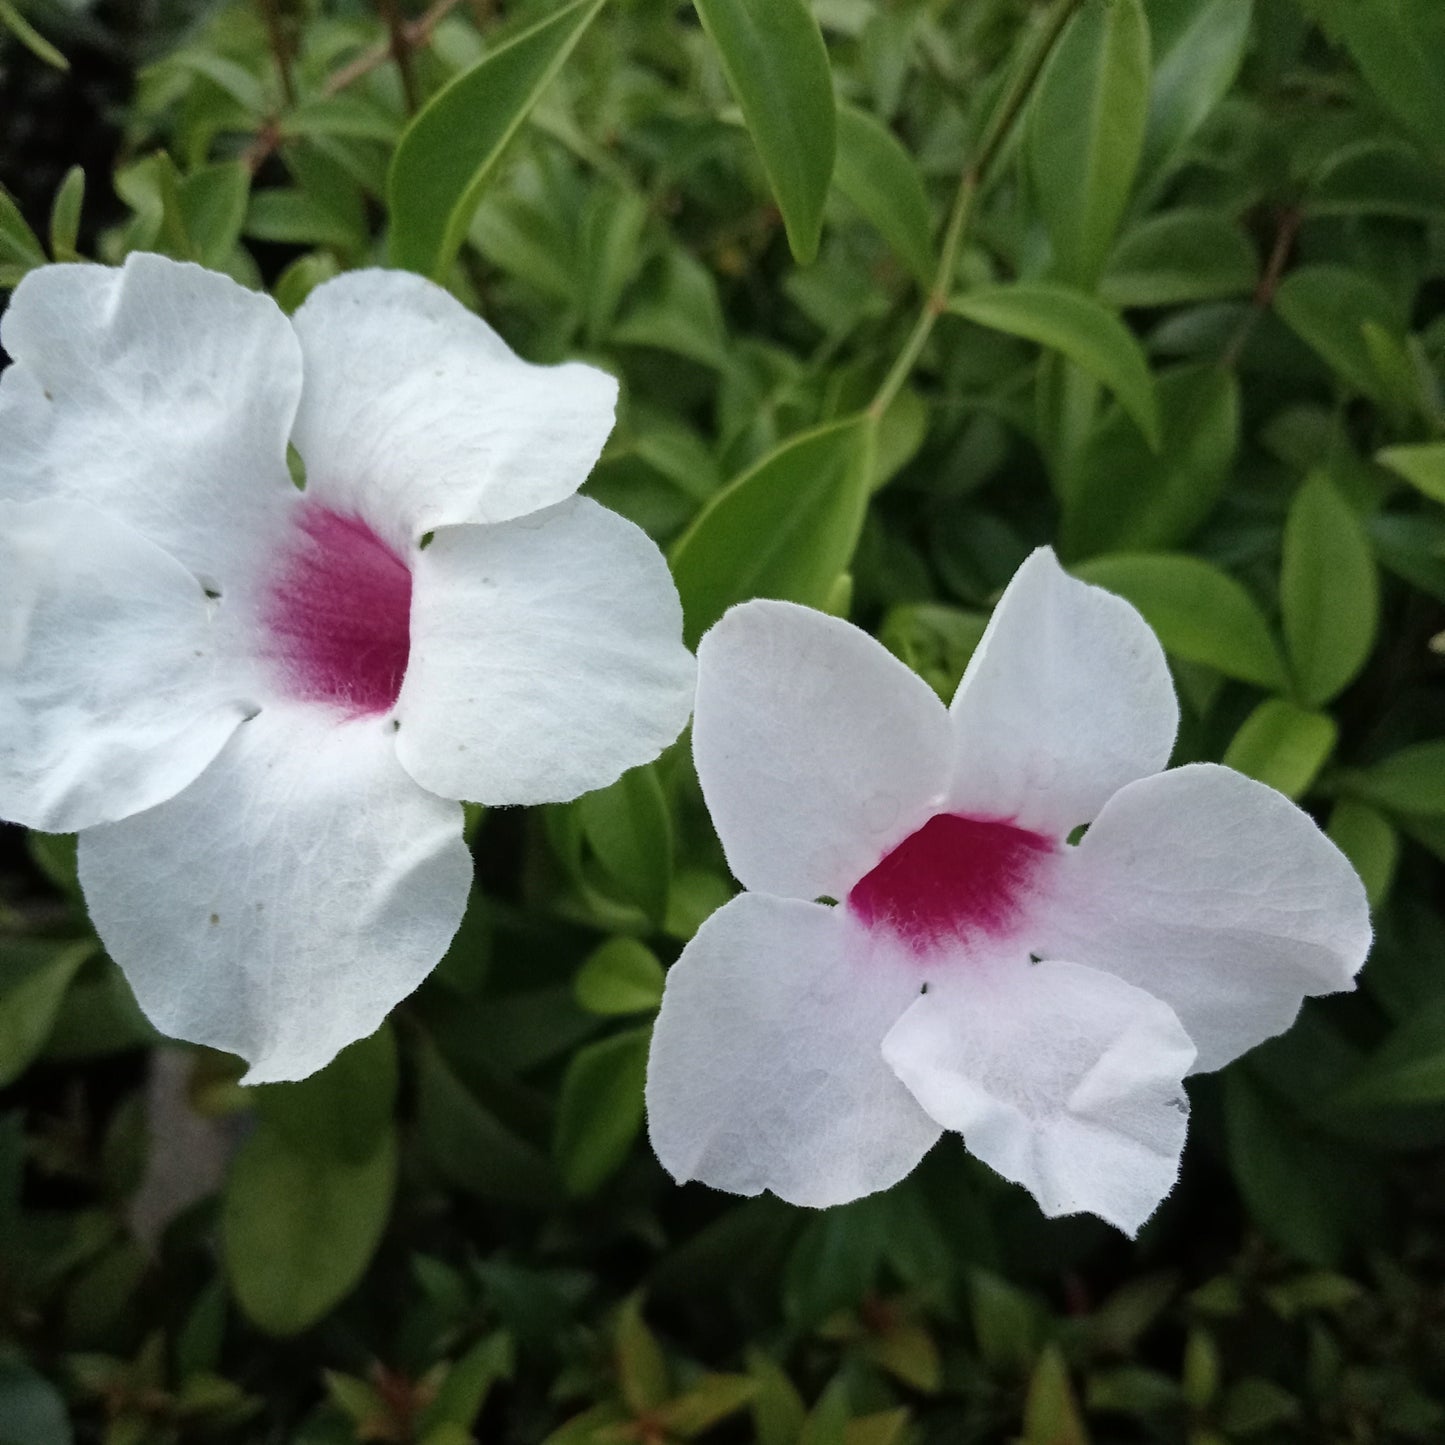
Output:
[209,913,220,926]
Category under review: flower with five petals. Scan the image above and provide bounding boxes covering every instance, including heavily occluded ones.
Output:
[645,551,1370,1234]
[0,254,694,1082]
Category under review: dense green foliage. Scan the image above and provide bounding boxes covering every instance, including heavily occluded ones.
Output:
[2,0,1445,1439]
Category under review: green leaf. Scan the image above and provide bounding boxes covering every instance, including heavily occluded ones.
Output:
[1327,799,1398,908]
[0,0,68,71]
[1349,741,1445,816]
[1315,0,1445,152]
[1221,698,1337,800]
[48,166,84,262]
[223,1121,396,1336]
[1308,140,1445,220]
[553,1026,650,1196]
[1274,266,1404,402]
[1101,209,1257,308]
[1027,0,1150,286]
[613,249,729,368]
[615,1293,671,1414]
[574,937,666,1017]
[1138,0,1252,191]
[1338,998,1445,1108]
[671,416,874,649]
[693,0,836,264]
[417,1333,514,1434]
[1378,443,1445,504]
[176,161,251,268]
[1062,364,1236,558]
[951,283,1160,448]
[833,104,933,285]
[1281,474,1379,706]
[1022,1345,1089,1445]
[0,939,93,1088]
[1074,553,1286,689]
[749,1351,808,1445]
[253,1024,397,1165]
[0,181,46,276]
[658,1373,758,1436]
[387,0,607,278]
[575,763,673,924]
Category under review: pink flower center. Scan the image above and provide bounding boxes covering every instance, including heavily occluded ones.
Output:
[847,813,1055,954]
[264,505,413,716]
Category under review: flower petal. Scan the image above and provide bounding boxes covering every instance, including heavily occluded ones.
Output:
[289,269,618,544]
[77,706,473,1083]
[693,601,954,901]
[1038,763,1372,1074]
[0,255,301,588]
[393,497,693,806]
[882,958,1195,1235]
[949,548,1177,836]
[646,893,942,1207]
[0,499,249,831]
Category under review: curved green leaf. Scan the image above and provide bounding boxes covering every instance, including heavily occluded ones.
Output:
[950,282,1160,448]
[1102,209,1257,308]
[671,416,874,647]
[387,0,606,278]
[1350,741,1445,817]
[1274,265,1404,402]
[553,1027,650,1197]
[693,0,836,265]
[1281,474,1379,707]
[1378,443,1445,504]
[1027,0,1150,286]
[223,1121,396,1336]
[834,104,933,285]
[1222,698,1337,801]
[1075,553,1286,689]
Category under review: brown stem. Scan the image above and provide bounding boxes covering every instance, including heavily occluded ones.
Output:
[323,0,467,97]
[256,0,297,107]
[1222,205,1301,370]
[380,0,420,113]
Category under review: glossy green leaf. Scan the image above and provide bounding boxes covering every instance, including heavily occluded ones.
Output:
[0,0,68,71]
[1339,998,1445,1108]
[671,416,874,648]
[1350,741,1445,816]
[223,1121,396,1336]
[553,1027,650,1196]
[1101,209,1257,308]
[693,0,836,265]
[1027,0,1150,286]
[387,0,606,278]
[574,937,666,1017]
[1327,799,1398,908]
[834,103,933,285]
[1281,474,1379,706]
[0,939,93,1088]
[575,763,673,924]
[1061,364,1235,557]
[0,180,46,280]
[1378,443,1445,504]
[1308,140,1445,220]
[47,166,83,262]
[1314,0,1445,151]
[1138,0,1252,191]
[951,283,1159,447]
[1222,698,1337,800]
[1274,266,1404,402]
[1075,553,1286,689]
[253,1024,397,1165]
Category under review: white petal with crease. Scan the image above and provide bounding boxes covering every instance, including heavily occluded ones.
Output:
[290,269,618,546]
[78,706,473,1083]
[0,499,250,832]
[394,497,694,806]
[1039,763,1372,1073]
[693,601,955,902]
[883,958,1195,1236]
[0,254,300,589]
[949,549,1178,837]
[647,893,943,1207]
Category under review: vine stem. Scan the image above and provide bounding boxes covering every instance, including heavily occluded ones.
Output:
[257,0,297,108]
[379,0,421,113]
[868,0,1085,421]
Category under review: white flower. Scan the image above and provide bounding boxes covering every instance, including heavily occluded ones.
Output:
[0,253,695,1083]
[645,550,1371,1234]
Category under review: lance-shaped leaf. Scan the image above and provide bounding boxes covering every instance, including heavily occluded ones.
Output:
[387,0,606,279]
[671,416,873,648]
[834,104,934,285]
[951,283,1160,448]
[694,0,836,265]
